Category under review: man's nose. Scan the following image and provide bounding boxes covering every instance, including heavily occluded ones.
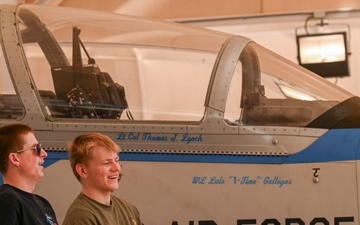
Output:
[41,148,48,157]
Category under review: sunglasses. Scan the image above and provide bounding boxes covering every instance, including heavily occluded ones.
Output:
[15,143,42,156]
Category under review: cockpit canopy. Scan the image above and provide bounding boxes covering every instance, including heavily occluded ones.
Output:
[0,5,355,128]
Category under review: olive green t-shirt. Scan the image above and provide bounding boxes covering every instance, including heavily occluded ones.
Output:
[63,193,141,225]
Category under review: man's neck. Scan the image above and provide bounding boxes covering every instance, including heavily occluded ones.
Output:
[3,175,36,193]
[81,188,112,206]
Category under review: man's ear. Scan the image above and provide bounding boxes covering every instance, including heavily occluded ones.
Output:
[8,153,20,166]
[75,164,87,178]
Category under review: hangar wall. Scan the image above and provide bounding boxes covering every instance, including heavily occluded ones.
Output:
[185,10,360,96]
[19,0,360,21]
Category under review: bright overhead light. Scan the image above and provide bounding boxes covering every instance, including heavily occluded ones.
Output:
[296,32,350,78]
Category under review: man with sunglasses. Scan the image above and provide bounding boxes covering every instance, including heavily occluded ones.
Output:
[62,132,141,225]
[0,123,58,225]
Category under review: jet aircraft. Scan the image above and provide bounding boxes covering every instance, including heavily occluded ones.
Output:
[0,4,359,225]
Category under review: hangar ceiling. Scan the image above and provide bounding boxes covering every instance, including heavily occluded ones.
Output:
[18,0,360,21]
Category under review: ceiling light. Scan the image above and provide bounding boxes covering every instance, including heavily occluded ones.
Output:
[295,14,351,78]
[296,32,349,77]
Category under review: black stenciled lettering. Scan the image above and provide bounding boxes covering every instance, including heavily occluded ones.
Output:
[310,218,329,225]
[172,216,355,225]
[170,221,215,225]
[335,217,354,225]
[286,218,305,225]
[262,219,280,225]
[238,219,256,225]
[171,221,194,225]
[199,221,217,225]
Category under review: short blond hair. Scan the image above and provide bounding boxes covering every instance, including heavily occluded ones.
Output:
[68,132,120,181]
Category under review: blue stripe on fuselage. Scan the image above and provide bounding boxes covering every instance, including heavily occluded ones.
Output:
[43,128,360,165]
[285,128,360,163]
[1,129,360,185]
